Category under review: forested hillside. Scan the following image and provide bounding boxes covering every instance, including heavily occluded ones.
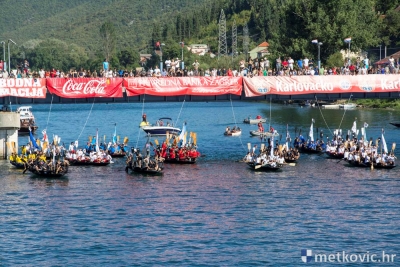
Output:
[0,0,399,71]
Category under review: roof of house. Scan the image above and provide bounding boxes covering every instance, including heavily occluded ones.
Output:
[258,41,269,47]
[374,51,400,65]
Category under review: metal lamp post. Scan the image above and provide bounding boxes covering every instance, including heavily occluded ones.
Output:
[179,41,184,69]
[8,39,17,72]
[344,37,351,65]
[160,43,165,72]
[311,39,322,69]
[0,41,5,62]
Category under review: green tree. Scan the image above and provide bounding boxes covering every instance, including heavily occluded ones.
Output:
[100,21,117,62]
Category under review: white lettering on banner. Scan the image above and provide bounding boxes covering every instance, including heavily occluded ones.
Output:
[0,78,43,88]
[0,88,44,97]
[62,79,106,95]
[126,77,240,88]
[276,81,333,92]
[381,79,400,90]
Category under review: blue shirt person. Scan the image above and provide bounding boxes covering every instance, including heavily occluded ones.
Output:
[103,59,109,72]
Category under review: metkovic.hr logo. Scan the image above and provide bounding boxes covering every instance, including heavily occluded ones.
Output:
[301,249,313,263]
[301,249,396,263]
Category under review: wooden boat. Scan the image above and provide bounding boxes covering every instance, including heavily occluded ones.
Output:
[140,117,181,136]
[17,106,39,133]
[108,151,127,158]
[284,151,300,163]
[23,159,69,177]
[243,117,267,124]
[66,158,111,166]
[250,130,279,137]
[164,157,197,164]
[389,122,400,127]
[125,157,163,175]
[128,166,163,175]
[247,161,282,171]
[347,160,396,169]
[10,160,26,169]
[325,150,345,159]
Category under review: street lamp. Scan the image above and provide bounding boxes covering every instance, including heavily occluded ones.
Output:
[0,41,5,62]
[8,39,17,73]
[311,39,323,69]
[160,43,165,72]
[179,41,184,69]
[344,37,351,65]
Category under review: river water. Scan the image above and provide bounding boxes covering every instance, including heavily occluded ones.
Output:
[1,101,399,266]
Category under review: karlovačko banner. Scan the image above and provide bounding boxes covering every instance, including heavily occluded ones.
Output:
[46,78,124,98]
[123,76,243,96]
[243,75,400,97]
[2,75,400,99]
[0,78,47,98]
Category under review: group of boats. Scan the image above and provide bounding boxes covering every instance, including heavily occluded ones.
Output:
[6,105,399,176]
[9,110,201,177]
[243,118,397,171]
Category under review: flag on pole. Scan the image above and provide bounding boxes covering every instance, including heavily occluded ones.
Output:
[344,37,351,43]
[112,123,117,144]
[382,129,388,153]
[42,129,48,143]
[179,122,187,146]
[95,128,100,153]
[29,128,39,149]
[309,119,315,142]
[351,120,357,134]
[311,39,318,44]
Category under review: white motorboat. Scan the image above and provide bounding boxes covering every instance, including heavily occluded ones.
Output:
[322,104,340,109]
[243,117,267,124]
[140,117,181,136]
[17,106,38,133]
[250,130,279,137]
[339,103,357,110]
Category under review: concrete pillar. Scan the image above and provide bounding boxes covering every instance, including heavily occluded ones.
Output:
[0,111,20,159]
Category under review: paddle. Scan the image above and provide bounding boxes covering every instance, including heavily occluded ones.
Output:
[247,143,251,152]
[154,139,159,146]
[254,164,263,169]
[392,142,396,153]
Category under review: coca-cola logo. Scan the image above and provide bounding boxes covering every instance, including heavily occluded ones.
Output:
[62,79,107,95]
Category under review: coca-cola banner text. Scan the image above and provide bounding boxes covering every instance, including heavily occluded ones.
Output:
[124,77,243,96]
[46,78,123,98]
[0,78,47,98]
[243,75,400,97]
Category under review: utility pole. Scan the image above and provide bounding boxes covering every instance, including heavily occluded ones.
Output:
[218,9,227,59]
[232,20,237,63]
[243,24,249,62]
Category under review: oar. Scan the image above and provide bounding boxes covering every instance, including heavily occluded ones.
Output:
[154,139,159,146]
[391,142,396,153]
[247,143,251,152]
[255,164,263,169]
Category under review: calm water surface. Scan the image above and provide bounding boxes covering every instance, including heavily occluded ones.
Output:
[0,101,399,266]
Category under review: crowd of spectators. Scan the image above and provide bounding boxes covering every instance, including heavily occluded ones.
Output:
[0,55,399,79]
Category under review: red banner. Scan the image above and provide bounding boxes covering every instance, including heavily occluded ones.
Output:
[0,78,47,98]
[46,78,123,98]
[243,75,400,96]
[124,77,243,96]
